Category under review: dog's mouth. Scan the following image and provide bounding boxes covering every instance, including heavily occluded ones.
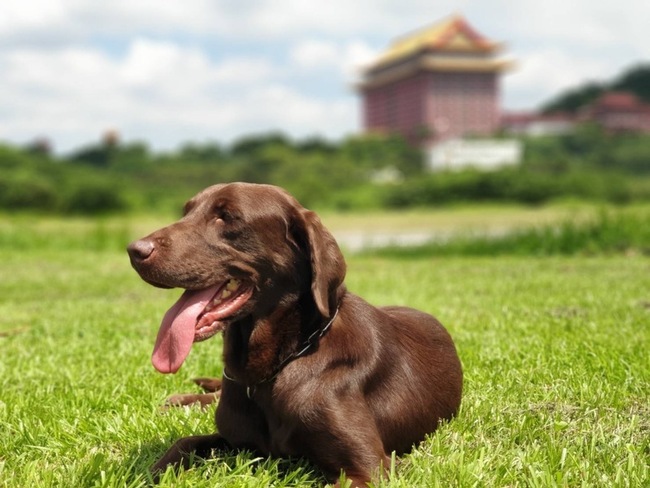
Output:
[151,279,253,374]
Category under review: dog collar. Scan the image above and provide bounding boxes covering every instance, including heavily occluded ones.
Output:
[223,307,340,399]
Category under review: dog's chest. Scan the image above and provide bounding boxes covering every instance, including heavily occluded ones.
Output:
[257,400,305,457]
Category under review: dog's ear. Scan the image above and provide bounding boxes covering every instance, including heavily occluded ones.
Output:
[293,209,346,317]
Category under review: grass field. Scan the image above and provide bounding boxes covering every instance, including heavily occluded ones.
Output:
[0,211,648,487]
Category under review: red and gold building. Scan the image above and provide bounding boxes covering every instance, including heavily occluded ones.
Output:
[358,15,513,146]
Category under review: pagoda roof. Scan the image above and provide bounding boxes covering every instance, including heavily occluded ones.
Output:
[369,14,502,70]
[595,92,641,109]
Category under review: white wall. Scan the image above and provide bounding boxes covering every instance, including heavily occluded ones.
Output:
[427,138,523,171]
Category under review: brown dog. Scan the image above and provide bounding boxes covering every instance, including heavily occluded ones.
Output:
[127,183,462,487]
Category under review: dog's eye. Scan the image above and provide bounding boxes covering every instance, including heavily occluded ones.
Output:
[212,205,231,224]
[211,201,240,226]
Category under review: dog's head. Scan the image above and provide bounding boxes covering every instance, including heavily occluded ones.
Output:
[127,183,346,373]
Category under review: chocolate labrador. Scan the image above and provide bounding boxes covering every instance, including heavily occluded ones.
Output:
[127,182,462,487]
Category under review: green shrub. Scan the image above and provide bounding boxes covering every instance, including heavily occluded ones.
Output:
[0,173,59,211]
[369,210,650,258]
[61,181,128,214]
[381,168,636,209]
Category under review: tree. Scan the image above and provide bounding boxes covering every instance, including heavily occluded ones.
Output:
[229,132,291,158]
[611,63,650,103]
[540,82,605,114]
[340,134,424,177]
[539,62,650,113]
[178,142,225,162]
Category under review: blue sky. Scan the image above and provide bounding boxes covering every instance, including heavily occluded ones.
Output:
[1,0,649,153]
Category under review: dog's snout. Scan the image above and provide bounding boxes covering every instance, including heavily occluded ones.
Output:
[128,239,155,261]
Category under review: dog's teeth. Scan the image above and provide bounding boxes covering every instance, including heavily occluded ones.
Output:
[205,280,239,311]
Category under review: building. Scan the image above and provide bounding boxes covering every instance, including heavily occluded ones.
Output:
[501,112,576,137]
[580,92,650,133]
[501,92,650,137]
[358,14,513,146]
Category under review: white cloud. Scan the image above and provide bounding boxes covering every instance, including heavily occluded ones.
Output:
[1,0,650,151]
[503,48,611,109]
[290,40,340,71]
[0,0,219,42]
[343,41,379,80]
[239,85,355,134]
[289,38,377,85]
[0,37,357,152]
[0,1,484,44]
[0,0,69,34]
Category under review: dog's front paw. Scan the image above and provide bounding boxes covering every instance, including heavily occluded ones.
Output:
[151,434,230,482]
[192,377,223,392]
[163,392,218,409]
[150,438,196,481]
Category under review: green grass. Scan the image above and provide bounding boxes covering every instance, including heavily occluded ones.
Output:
[369,209,650,258]
[0,215,648,487]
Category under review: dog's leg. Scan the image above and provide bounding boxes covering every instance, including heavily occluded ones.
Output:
[192,377,222,392]
[309,399,391,488]
[151,433,230,481]
[331,458,389,488]
[163,377,223,408]
[164,392,218,408]
[330,451,391,488]
[332,474,373,488]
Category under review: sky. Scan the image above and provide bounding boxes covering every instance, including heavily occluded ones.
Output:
[1,0,648,154]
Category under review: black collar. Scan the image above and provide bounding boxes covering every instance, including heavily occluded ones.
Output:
[223,307,339,399]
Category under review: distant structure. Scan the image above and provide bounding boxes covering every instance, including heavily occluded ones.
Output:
[359,15,512,145]
[102,129,120,147]
[580,92,650,133]
[502,92,650,136]
[500,112,576,137]
[357,14,520,170]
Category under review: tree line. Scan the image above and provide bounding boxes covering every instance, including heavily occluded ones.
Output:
[2,125,650,215]
[541,63,650,113]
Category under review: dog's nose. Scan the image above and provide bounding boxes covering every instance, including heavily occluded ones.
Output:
[127,239,155,261]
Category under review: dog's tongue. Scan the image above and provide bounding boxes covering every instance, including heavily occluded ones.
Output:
[151,287,219,374]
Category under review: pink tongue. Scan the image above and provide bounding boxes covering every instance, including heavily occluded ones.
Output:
[151,286,219,373]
